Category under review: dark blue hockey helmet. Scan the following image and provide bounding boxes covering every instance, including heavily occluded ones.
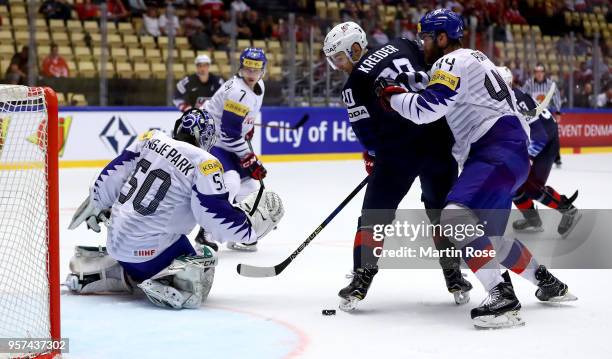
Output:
[418,9,464,41]
[239,47,267,71]
[173,108,217,151]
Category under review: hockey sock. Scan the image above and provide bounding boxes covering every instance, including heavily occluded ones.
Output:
[496,237,539,285]
[461,236,503,291]
[513,191,534,211]
[537,186,562,209]
[353,229,382,271]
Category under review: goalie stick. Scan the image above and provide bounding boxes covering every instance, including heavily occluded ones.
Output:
[237,176,369,278]
[520,82,556,118]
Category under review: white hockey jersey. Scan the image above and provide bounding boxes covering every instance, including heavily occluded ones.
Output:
[92,130,256,263]
[389,48,529,166]
[203,76,264,158]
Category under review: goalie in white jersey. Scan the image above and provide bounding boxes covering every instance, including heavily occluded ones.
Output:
[203,47,268,251]
[376,9,575,328]
[65,109,284,309]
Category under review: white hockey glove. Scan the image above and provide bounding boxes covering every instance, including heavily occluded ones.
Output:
[395,71,431,92]
[68,194,111,233]
[239,189,284,240]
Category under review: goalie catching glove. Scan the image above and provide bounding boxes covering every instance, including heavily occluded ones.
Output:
[68,194,111,233]
[374,77,407,111]
[239,189,284,240]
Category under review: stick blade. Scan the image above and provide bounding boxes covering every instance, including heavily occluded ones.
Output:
[292,114,309,129]
[236,263,278,278]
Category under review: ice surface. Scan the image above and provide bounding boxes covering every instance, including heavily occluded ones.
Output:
[59,154,612,358]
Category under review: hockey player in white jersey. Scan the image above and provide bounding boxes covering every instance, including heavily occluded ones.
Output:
[65,109,284,309]
[376,9,576,328]
[203,47,268,252]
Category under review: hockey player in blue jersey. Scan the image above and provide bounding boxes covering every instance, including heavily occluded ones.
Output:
[497,66,581,237]
[66,109,284,309]
[376,9,576,328]
[323,21,472,311]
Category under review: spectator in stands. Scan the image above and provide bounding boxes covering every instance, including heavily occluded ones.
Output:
[41,43,69,78]
[106,0,129,23]
[245,10,264,40]
[596,87,612,108]
[504,0,527,24]
[220,10,235,37]
[190,29,214,51]
[183,6,205,38]
[574,83,594,107]
[231,0,250,14]
[159,6,182,36]
[210,19,230,51]
[370,23,389,47]
[74,0,99,21]
[261,14,279,40]
[200,0,224,20]
[340,1,360,23]
[5,46,28,85]
[39,0,72,21]
[127,0,147,16]
[143,7,161,37]
[235,12,252,39]
[173,54,224,112]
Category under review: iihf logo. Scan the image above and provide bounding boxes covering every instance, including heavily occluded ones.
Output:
[99,116,137,154]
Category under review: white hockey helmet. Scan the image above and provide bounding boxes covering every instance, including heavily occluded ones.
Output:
[323,21,368,69]
[496,66,513,87]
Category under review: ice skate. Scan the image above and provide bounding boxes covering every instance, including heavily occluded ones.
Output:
[535,265,577,302]
[557,192,581,238]
[513,206,543,233]
[226,241,258,252]
[443,268,473,305]
[471,280,524,329]
[338,268,377,311]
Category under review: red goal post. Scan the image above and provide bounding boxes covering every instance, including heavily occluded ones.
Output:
[0,85,60,358]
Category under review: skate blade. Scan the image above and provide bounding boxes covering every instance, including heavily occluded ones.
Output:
[560,212,583,239]
[543,292,578,303]
[513,226,544,234]
[453,290,470,305]
[339,297,360,312]
[226,242,258,252]
[473,310,525,329]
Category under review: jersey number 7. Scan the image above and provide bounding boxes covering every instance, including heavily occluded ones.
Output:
[118,158,172,216]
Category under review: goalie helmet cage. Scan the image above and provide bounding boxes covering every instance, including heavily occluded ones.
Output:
[0,86,60,358]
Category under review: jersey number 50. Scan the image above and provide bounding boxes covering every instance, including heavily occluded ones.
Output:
[118,158,172,216]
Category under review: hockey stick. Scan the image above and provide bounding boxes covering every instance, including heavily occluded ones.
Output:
[237,176,369,278]
[520,82,556,118]
[252,114,309,130]
[246,139,264,216]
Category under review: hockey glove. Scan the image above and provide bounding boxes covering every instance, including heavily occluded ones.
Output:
[395,71,430,92]
[374,77,407,111]
[240,153,267,180]
[363,151,375,175]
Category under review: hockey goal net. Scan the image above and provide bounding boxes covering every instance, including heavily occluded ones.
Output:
[0,85,60,358]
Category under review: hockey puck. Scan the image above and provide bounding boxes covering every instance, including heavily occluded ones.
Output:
[322,309,336,316]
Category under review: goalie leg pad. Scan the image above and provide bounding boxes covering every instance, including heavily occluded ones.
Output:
[239,189,284,240]
[138,245,218,309]
[65,246,132,294]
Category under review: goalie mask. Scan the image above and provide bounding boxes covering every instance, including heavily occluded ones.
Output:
[173,108,217,152]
